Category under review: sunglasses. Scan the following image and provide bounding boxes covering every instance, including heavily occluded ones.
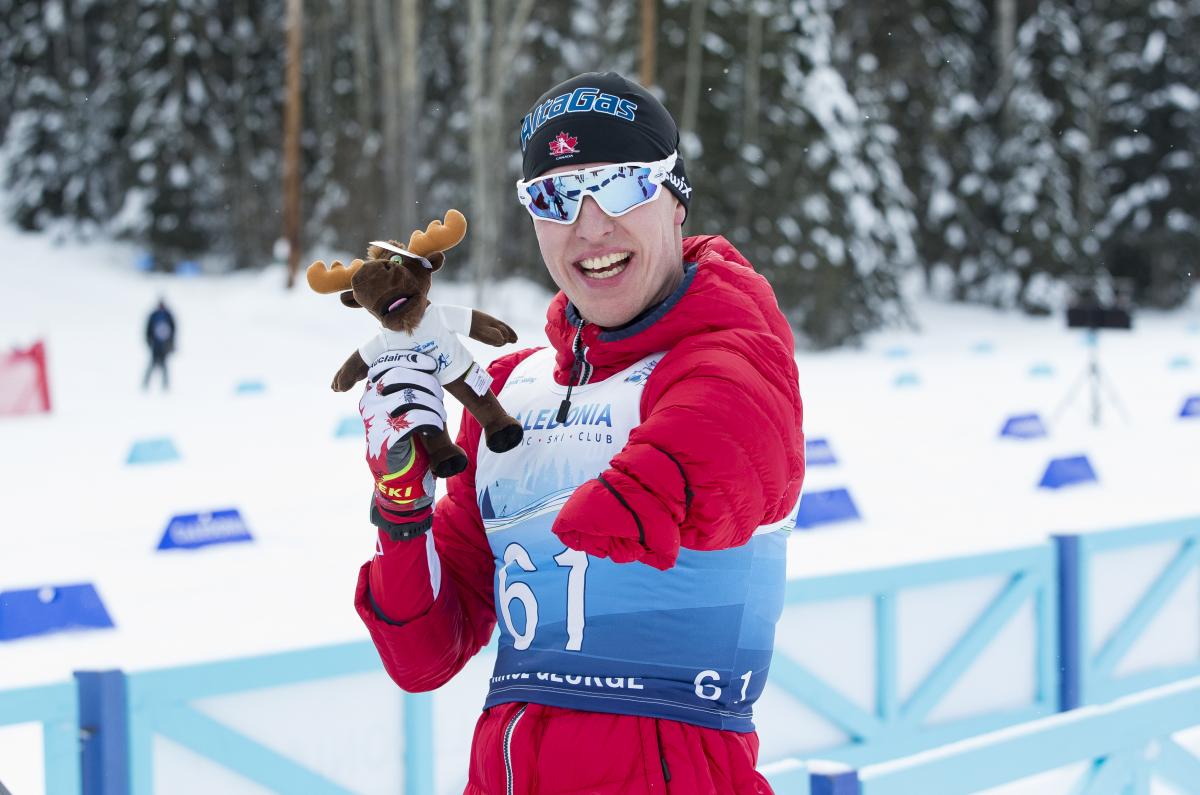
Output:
[369,240,434,270]
[516,152,678,225]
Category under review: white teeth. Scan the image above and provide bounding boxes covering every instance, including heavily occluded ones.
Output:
[582,262,627,280]
[577,252,630,271]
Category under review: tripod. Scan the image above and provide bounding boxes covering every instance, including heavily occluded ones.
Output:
[1050,330,1130,427]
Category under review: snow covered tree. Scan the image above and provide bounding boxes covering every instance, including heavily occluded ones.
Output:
[4,0,128,231]
[1095,0,1200,307]
[973,0,1092,308]
[0,0,23,135]
[860,0,1000,302]
[660,0,916,347]
[114,0,282,267]
[1,0,1194,317]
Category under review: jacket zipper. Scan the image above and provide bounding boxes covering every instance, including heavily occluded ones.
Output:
[556,318,592,422]
[503,704,527,795]
[655,722,671,787]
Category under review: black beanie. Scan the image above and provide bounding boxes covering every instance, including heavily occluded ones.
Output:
[519,72,692,216]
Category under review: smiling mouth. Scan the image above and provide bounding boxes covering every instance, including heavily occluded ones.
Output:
[575,252,632,281]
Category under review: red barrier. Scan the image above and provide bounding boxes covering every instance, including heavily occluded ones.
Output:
[0,340,52,416]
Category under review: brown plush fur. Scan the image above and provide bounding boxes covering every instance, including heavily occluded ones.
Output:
[329,242,523,477]
[340,244,443,334]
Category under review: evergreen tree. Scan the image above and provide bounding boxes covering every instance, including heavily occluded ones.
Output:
[978,0,1090,309]
[0,0,23,136]
[669,0,915,347]
[1096,0,1200,306]
[114,0,243,265]
[5,0,126,231]
[869,0,1000,303]
[2,0,1194,331]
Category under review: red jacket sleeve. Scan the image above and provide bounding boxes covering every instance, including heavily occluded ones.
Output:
[355,348,538,691]
[552,329,804,570]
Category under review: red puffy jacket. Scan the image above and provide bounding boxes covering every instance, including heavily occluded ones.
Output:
[356,236,805,793]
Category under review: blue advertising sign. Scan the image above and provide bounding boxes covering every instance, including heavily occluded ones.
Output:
[1000,413,1048,440]
[0,583,114,641]
[795,488,861,529]
[805,438,838,467]
[126,437,180,465]
[1038,455,1098,489]
[157,509,253,551]
[335,416,361,438]
[1029,363,1055,378]
[1180,396,1200,419]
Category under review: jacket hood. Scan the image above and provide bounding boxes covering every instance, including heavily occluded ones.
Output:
[544,235,793,383]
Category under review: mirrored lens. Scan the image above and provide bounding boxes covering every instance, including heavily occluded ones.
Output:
[522,164,660,222]
[523,178,584,223]
[586,165,660,214]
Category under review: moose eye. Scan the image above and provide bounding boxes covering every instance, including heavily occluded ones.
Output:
[389,254,403,263]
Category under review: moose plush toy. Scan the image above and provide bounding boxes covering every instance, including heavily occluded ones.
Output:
[307,210,523,477]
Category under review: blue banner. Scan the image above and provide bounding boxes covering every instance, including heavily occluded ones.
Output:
[1038,455,1097,489]
[158,509,253,551]
[1029,363,1055,378]
[126,437,180,465]
[335,416,361,438]
[0,583,114,641]
[1001,413,1048,440]
[805,438,838,467]
[795,488,861,529]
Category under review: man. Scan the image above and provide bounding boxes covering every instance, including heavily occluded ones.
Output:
[143,298,176,391]
[355,72,805,793]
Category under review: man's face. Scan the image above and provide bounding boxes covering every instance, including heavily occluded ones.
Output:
[531,162,686,329]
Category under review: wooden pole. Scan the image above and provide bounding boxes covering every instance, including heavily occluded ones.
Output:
[283,0,304,288]
[640,0,656,88]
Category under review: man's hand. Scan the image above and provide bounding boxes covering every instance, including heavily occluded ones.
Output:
[359,352,446,540]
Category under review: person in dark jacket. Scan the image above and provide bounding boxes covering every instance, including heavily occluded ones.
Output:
[143,299,176,391]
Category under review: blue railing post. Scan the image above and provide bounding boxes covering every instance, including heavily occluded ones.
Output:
[403,691,434,794]
[76,670,130,795]
[811,768,861,795]
[1054,534,1083,711]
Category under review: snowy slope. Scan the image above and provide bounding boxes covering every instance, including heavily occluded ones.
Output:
[0,228,549,689]
[1,223,1198,705]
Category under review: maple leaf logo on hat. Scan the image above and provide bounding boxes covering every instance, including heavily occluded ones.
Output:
[549,132,579,156]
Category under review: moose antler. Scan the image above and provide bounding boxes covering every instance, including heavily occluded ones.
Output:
[306,258,365,294]
[407,209,467,258]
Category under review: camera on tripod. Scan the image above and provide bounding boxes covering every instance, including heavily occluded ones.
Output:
[1054,280,1135,427]
[1065,285,1133,331]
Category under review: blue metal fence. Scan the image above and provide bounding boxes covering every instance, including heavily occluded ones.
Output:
[120,641,431,794]
[1056,516,1200,709]
[799,676,1200,794]
[769,544,1059,766]
[5,515,1200,793]
[0,680,80,795]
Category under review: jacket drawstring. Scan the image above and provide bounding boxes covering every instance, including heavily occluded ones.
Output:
[557,316,591,423]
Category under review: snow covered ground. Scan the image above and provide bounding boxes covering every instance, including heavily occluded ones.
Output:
[1,224,1198,788]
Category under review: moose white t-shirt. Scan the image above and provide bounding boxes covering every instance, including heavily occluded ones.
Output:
[358,304,474,385]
